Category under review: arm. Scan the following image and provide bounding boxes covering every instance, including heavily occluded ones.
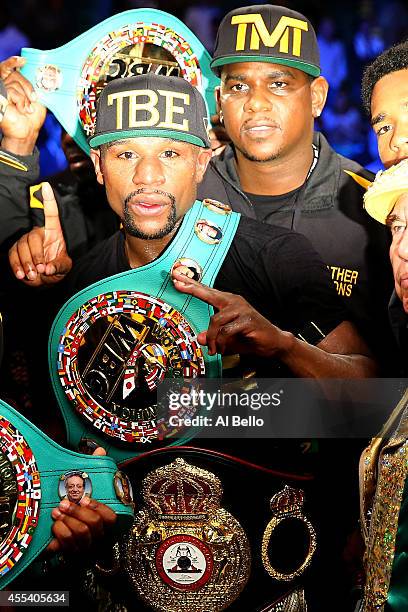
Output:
[0,57,46,249]
[171,269,377,378]
[8,182,72,285]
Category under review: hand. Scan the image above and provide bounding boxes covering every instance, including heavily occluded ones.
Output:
[172,268,292,357]
[46,446,116,555]
[209,113,229,157]
[0,56,46,149]
[47,496,117,555]
[8,182,72,286]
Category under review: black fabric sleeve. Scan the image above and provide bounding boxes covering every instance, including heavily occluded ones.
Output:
[0,147,40,251]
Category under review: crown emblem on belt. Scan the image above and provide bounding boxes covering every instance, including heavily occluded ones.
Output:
[124,458,251,611]
[143,457,222,518]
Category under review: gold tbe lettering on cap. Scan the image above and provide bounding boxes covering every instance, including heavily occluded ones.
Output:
[107,89,190,131]
[231,14,308,55]
[157,90,189,130]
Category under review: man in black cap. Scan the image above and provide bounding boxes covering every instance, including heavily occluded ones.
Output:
[9,72,375,379]
[198,4,395,374]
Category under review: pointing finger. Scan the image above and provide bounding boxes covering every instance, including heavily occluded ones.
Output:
[42,182,62,232]
[172,268,228,310]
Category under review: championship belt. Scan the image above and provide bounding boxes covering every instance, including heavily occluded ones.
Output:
[0,398,134,590]
[124,457,251,611]
[90,447,316,611]
[48,200,240,462]
[20,9,219,154]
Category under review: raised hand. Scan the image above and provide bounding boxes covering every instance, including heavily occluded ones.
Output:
[172,267,291,357]
[8,182,72,286]
[0,56,46,150]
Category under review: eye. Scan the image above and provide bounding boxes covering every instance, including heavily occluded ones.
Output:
[230,82,249,93]
[118,151,137,160]
[270,81,287,89]
[391,221,406,236]
[376,124,392,137]
[161,149,179,159]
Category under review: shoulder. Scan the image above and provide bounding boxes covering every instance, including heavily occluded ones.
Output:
[222,216,324,288]
[66,231,125,294]
[233,216,315,254]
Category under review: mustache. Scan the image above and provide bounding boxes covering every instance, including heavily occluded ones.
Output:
[124,188,176,207]
[241,117,280,129]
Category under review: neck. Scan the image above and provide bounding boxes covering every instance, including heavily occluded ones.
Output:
[124,222,181,268]
[236,144,314,196]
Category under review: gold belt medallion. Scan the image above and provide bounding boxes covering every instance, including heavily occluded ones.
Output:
[124,458,251,611]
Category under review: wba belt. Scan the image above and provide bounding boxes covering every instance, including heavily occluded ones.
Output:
[20,9,219,154]
[86,446,316,612]
[48,200,240,463]
[0,398,134,590]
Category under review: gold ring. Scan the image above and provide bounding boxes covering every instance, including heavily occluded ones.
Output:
[261,486,317,582]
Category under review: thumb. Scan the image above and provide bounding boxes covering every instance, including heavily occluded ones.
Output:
[0,55,26,78]
[42,182,63,233]
[43,251,72,279]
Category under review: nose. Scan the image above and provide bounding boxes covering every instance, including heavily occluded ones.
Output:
[390,117,408,156]
[243,85,272,113]
[132,156,165,187]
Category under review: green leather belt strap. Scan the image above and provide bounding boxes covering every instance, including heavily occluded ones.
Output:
[20,9,219,155]
[48,200,241,462]
[0,399,134,590]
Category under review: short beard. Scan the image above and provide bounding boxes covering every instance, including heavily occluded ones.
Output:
[123,189,177,240]
[235,142,283,163]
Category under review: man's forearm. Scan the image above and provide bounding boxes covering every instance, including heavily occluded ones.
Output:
[277,322,378,378]
[279,335,377,378]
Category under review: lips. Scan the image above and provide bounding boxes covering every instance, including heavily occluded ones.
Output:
[126,193,170,216]
[242,119,280,134]
[399,272,408,289]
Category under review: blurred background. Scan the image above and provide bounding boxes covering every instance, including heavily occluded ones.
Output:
[1,0,407,175]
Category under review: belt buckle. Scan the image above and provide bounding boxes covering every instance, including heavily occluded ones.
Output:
[124,457,251,611]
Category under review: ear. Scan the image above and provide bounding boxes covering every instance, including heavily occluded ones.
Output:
[90,148,104,185]
[310,76,329,119]
[215,86,221,115]
[195,148,213,183]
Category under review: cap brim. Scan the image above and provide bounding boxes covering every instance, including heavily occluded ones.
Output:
[211,55,320,77]
[89,129,209,149]
[364,187,408,224]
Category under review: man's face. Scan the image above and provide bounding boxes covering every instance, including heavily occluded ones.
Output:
[61,131,94,179]
[66,475,85,503]
[371,69,408,169]
[388,193,408,313]
[217,62,326,163]
[91,137,211,240]
[197,222,217,238]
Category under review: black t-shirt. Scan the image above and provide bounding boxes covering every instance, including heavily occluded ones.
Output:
[67,216,345,353]
[244,188,302,225]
